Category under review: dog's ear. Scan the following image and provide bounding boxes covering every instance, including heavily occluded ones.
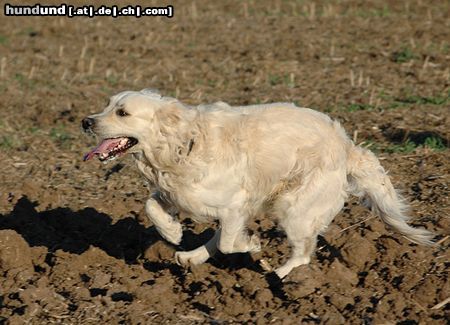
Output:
[140,88,164,102]
[156,103,184,129]
[140,88,161,96]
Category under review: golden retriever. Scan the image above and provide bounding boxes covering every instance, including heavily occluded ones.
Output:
[82,89,434,278]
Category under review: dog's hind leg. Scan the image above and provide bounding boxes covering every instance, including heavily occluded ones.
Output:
[274,169,347,279]
[275,234,317,279]
[175,230,220,266]
[145,193,182,245]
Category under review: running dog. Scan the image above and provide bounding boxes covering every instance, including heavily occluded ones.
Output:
[82,89,434,278]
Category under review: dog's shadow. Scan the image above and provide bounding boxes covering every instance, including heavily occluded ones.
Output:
[0,196,158,263]
[0,196,262,273]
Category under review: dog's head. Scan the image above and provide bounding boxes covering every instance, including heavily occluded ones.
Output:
[82,89,185,163]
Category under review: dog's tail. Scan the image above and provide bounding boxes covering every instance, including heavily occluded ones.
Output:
[347,145,435,246]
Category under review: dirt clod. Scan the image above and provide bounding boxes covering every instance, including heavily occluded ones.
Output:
[0,230,33,271]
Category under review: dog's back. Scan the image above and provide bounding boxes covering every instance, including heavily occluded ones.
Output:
[198,102,350,186]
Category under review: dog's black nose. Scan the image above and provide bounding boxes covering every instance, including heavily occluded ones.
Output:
[82,117,95,130]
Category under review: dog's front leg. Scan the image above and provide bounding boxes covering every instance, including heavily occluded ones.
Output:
[145,194,182,245]
[175,230,220,266]
[217,213,261,254]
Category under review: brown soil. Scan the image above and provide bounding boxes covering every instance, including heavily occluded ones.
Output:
[0,1,449,324]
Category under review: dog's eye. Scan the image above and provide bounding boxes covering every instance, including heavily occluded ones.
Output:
[116,108,129,117]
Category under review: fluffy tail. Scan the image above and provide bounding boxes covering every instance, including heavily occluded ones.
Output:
[347,145,435,246]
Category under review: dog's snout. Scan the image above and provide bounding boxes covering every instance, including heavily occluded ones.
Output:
[82,117,95,130]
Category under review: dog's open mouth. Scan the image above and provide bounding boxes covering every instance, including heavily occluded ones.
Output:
[83,137,138,162]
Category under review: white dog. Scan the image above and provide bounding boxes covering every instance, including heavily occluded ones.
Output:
[82,89,434,278]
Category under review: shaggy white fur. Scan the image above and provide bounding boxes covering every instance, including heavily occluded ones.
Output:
[83,89,435,278]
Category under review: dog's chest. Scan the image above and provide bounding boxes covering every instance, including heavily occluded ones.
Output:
[134,156,157,185]
[133,155,189,202]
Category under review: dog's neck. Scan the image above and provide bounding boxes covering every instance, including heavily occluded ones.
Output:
[134,106,201,192]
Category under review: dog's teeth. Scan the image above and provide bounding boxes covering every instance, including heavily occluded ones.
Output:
[96,138,134,163]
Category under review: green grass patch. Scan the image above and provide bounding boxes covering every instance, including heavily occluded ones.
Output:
[106,76,119,87]
[14,73,36,89]
[268,74,282,86]
[0,135,21,150]
[342,91,449,112]
[391,47,416,63]
[364,136,447,155]
[384,139,417,154]
[14,73,26,83]
[354,6,391,18]
[50,125,72,148]
[392,93,450,106]
[442,43,450,54]
[423,136,446,151]
[268,74,295,88]
[28,126,40,134]
[0,35,8,44]
[361,140,382,154]
[21,27,37,36]
[344,103,375,112]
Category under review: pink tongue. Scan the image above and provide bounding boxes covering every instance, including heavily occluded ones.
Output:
[83,138,124,161]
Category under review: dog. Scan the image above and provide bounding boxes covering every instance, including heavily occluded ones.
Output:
[82,89,434,278]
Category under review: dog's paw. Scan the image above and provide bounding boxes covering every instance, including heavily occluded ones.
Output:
[274,266,290,279]
[248,234,262,252]
[275,256,310,280]
[158,222,183,245]
[175,249,209,266]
